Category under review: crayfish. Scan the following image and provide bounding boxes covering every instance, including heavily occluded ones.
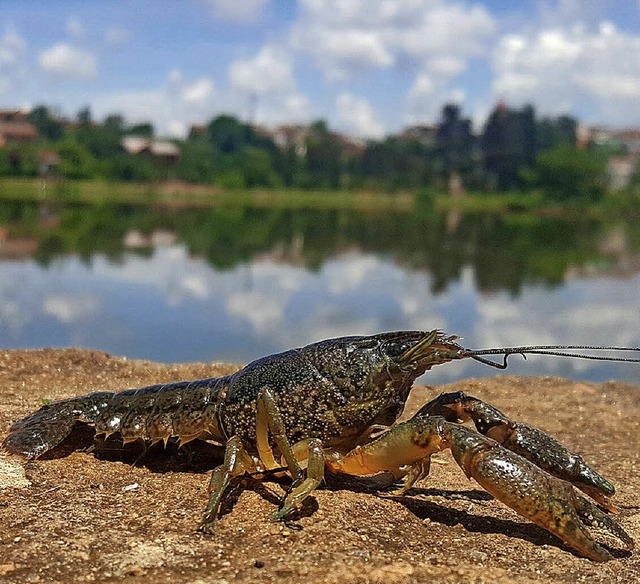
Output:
[4,330,639,561]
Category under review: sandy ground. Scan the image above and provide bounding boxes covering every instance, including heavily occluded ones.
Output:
[0,348,638,584]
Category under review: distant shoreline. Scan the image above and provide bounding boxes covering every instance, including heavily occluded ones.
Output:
[0,176,637,217]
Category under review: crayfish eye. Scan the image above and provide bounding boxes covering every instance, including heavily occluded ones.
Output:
[385,341,411,358]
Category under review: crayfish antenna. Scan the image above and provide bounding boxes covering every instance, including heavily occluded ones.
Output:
[469,353,527,369]
[461,344,640,369]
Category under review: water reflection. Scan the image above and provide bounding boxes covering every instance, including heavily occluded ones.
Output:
[0,200,639,383]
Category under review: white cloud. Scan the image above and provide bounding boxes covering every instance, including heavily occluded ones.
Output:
[427,55,466,78]
[66,16,86,40]
[294,28,394,80]
[38,43,98,80]
[227,45,312,126]
[406,72,466,123]
[105,26,130,45]
[292,0,496,80]
[0,28,26,66]
[205,0,269,24]
[282,93,311,119]
[229,46,295,94]
[251,91,312,126]
[0,28,26,95]
[92,62,309,137]
[398,4,496,58]
[93,70,216,137]
[408,73,435,102]
[44,294,98,323]
[336,92,384,138]
[181,78,215,106]
[493,22,640,124]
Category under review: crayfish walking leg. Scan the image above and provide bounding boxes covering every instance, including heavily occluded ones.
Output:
[255,387,325,521]
[200,387,326,532]
[199,435,256,534]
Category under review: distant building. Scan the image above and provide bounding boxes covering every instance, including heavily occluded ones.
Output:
[586,126,640,154]
[613,129,640,154]
[270,125,311,156]
[337,133,366,158]
[38,151,62,177]
[0,110,29,123]
[399,124,438,147]
[608,154,639,191]
[0,109,39,147]
[188,124,208,141]
[121,136,180,166]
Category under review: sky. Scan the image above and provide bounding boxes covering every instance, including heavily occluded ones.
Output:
[1,0,640,139]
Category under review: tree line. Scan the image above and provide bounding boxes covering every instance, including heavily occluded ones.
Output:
[0,102,629,201]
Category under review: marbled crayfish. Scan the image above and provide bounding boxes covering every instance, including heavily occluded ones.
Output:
[3,330,640,561]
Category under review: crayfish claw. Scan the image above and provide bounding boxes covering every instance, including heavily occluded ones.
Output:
[574,494,634,551]
[444,423,633,562]
[429,392,618,510]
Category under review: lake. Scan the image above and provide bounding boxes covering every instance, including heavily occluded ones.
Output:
[0,198,639,384]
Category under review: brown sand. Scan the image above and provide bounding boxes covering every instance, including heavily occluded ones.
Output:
[0,349,638,583]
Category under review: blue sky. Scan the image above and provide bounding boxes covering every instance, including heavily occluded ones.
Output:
[1,0,639,138]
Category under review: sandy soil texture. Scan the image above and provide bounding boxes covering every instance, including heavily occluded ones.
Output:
[0,349,638,584]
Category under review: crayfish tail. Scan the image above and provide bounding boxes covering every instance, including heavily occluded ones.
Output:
[2,393,110,458]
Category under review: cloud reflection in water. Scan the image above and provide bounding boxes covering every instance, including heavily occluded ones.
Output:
[0,244,638,384]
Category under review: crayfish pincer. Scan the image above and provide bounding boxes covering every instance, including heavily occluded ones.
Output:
[3,330,639,561]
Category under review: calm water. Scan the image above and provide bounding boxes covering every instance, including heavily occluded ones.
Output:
[1,199,639,384]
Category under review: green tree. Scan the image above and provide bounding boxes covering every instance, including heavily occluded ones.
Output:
[304,120,342,189]
[436,104,473,186]
[128,122,155,137]
[355,137,433,190]
[208,115,250,154]
[273,144,300,187]
[241,146,279,188]
[108,152,159,181]
[0,145,39,176]
[0,149,10,175]
[103,114,125,133]
[537,115,577,151]
[73,121,123,160]
[77,106,93,126]
[28,105,64,141]
[57,142,99,179]
[207,114,276,155]
[534,144,606,201]
[176,141,217,183]
[481,103,538,191]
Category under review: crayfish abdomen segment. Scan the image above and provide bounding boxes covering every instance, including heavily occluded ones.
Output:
[2,377,229,458]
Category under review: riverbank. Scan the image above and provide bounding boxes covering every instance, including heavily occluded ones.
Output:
[1,349,638,583]
[0,177,415,212]
[0,177,637,216]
